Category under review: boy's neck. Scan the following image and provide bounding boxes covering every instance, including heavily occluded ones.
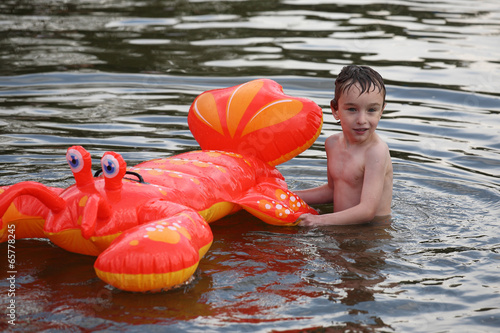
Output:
[341,131,379,149]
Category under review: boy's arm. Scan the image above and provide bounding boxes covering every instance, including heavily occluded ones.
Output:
[298,145,389,226]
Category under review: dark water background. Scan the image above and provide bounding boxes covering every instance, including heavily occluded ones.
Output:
[0,0,499,332]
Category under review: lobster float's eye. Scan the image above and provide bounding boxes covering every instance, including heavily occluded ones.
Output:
[101,151,127,190]
[101,155,120,178]
[67,149,84,173]
[66,146,94,187]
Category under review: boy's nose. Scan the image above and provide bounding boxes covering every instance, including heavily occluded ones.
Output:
[357,111,367,124]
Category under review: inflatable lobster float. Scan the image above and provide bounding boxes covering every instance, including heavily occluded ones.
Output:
[0,79,323,292]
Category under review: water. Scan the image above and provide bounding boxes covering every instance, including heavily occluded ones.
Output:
[1,0,499,332]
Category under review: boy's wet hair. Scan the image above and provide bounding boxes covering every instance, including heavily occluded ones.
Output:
[331,65,386,110]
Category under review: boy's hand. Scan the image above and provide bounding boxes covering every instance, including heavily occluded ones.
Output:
[296,213,317,226]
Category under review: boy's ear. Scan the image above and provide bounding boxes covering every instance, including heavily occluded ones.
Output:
[330,99,340,120]
[330,99,338,111]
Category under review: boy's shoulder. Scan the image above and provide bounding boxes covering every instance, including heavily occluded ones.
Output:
[372,133,390,150]
[325,132,342,147]
[365,134,390,160]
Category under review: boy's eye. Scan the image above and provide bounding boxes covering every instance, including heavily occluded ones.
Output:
[348,108,357,112]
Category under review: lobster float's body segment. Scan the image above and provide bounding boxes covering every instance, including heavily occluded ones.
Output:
[0,79,323,292]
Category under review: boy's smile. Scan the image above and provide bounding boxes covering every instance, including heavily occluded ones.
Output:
[332,83,385,144]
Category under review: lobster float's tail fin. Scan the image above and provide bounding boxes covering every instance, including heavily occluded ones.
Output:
[188,79,323,166]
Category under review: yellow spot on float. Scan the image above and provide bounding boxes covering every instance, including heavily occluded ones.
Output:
[79,196,88,207]
[206,152,221,157]
[168,172,183,178]
[215,166,226,173]
[129,240,139,246]
[176,227,191,240]
[192,161,209,168]
[146,225,180,244]
[147,169,164,176]
[169,159,188,165]
[222,151,242,158]
[275,189,287,201]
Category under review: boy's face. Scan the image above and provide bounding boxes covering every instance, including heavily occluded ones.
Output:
[331,83,386,144]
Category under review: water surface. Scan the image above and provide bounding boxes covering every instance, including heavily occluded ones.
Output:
[0,0,499,332]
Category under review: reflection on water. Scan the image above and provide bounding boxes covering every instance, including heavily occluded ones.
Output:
[0,0,499,332]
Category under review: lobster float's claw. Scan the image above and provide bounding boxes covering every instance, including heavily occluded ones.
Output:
[80,194,112,240]
[0,182,65,241]
[94,202,213,292]
[0,182,65,217]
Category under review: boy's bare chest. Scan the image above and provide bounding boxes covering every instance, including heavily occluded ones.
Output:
[328,150,365,186]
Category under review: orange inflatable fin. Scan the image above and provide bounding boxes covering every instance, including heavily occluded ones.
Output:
[235,177,318,226]
[94,206,213,292]
[188,79,323,166]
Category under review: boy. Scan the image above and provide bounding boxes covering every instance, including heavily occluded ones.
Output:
[296,65,393,226]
